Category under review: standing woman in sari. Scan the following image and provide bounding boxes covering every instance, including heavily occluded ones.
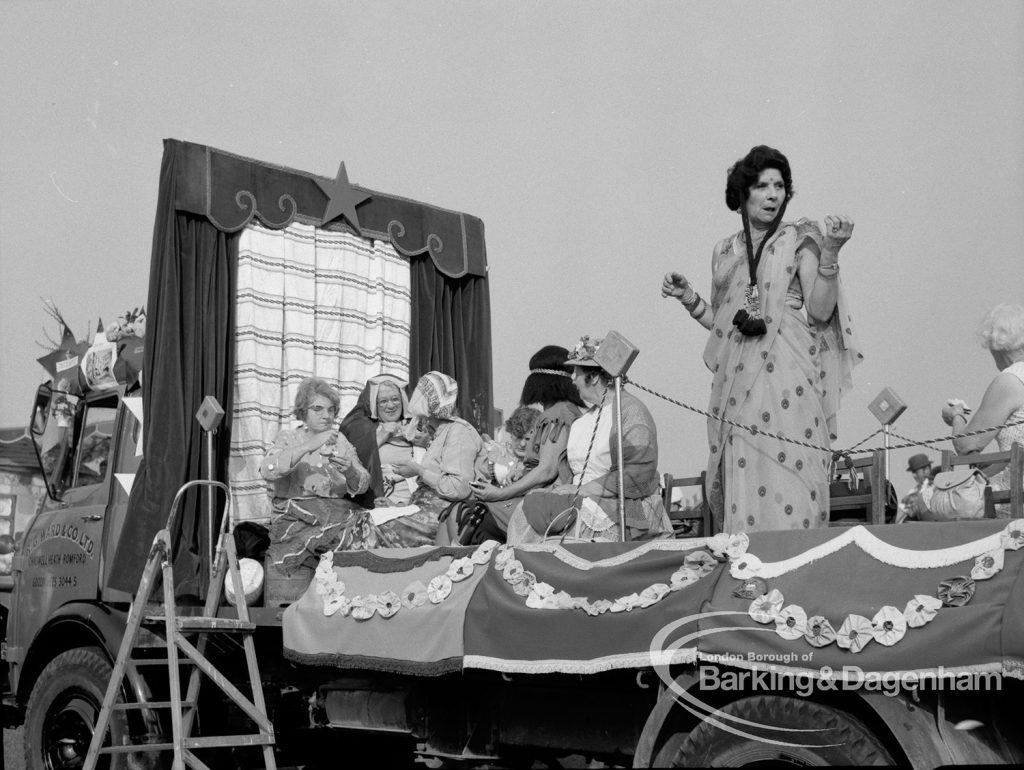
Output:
[662,145,862,533]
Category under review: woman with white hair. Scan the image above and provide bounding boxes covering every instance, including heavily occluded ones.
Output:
[942,303,1024,508]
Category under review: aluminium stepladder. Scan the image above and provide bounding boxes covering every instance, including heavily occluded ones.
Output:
[84,480,277,770]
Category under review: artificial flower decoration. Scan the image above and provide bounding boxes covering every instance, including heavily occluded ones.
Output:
[871,605,908,646]
[775,604,808,641]
[836,614,874,653]
[639,583,671,608]
[494,545,515,571]
[670,567,702,590]
[448,556,475,582]
[730,553,764,580]
[401,580,428,609]
[427,575,453,604]
[569,335,602,363]
[377,590,401,618]
[724,533,751,560]
[749,589,784,624]
[732,576,769,600]
[970,549,1004,581]
[471,540,499,565]
[511,570,537,597]
[804,615,837,647]
[526,582,556,610]
[684,550,718,575]
[349,595,378,621]
[903,594,942,628]
[937,576,976,607]
[1000,521,1024,551]
[322,594,351,618]
[705,533,733,558]
[610,592,643,613]
[503,559,525,583]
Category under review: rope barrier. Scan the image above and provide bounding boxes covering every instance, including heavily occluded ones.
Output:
[623,376,1024,457]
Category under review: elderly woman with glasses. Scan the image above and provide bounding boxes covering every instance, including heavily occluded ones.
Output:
[261,376,378,574]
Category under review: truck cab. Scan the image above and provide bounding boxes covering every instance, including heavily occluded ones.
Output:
[2,383,142,751]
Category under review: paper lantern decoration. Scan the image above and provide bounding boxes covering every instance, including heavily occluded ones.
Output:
[225,557,264,606]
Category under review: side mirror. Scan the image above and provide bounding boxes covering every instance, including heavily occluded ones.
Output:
[29,383,79,501]
[30,383,52,437]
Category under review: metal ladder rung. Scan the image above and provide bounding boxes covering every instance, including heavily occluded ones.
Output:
[128,657,196,667]
[111,700,197,711]
[97,733,275,754]
[143,616,256,632]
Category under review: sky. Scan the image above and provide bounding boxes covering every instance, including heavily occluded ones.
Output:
[2,0,1023,500]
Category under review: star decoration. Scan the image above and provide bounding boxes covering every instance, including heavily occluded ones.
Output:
[316,162,371,233]
[37,325,88,395]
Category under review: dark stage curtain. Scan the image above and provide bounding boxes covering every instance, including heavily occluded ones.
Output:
[409,257,493,433]
[109,145,237,595]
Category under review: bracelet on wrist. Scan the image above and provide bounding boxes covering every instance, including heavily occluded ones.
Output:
[681,292,701,311]
[690,299,708,322]
[817,262,839,278]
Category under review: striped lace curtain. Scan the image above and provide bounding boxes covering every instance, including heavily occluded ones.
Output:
[230,221,411,523]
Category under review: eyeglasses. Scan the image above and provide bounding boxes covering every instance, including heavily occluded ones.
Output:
[307,405,338,416]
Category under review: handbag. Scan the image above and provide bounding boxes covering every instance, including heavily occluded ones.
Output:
[924,467,988,521]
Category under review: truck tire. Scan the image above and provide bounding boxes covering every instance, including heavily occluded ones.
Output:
[656,695,894,767]
[24,646,157,770]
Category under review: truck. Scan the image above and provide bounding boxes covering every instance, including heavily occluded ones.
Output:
[3,139,1023,769]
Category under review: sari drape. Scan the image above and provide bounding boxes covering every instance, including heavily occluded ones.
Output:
[703,219,862,534]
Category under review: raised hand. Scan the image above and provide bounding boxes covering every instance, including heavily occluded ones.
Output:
[661,272,693,300]
[822,215,854,252]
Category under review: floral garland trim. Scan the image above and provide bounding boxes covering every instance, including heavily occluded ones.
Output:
[314,539,499,620]
[736,521,1024,654]
[490,534,747,615]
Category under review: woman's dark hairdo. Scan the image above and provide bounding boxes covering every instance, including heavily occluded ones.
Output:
[725,145,794,212]
[520,345,585,408]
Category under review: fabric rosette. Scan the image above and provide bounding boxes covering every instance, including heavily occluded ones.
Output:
[350,595,379,621]
[427,575,453,603]
[494,546,515,570]
[377,590,401,619]
[670,567,702,590]
[1000,521,1024,551]
[970,549,1004,581]
[684,550,718,575]
[836,614,874,653]
[525,582,556,609]
[401,580,428,609]
[471,540,499,565]
[937,576,975,607]
[730,554,763,580]
[705,533,733,558]
[448,556,475,582]
[639,583,671,608]
[609,592,643,613]
[732,577,768,600]
[903,594,942,628]
[871,606,907,646]
[322,594,351,618]
[502,559,525,583]
[774,604,808,641]
[748,589,784,624]
[511,570,537,597]
[804,616,837,647]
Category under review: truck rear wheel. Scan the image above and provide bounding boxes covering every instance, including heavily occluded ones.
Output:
[656,695,894,767]
[24,646,157,770]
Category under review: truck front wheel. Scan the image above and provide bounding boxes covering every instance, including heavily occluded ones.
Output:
[24,646,157,770]
[656,695,894,767]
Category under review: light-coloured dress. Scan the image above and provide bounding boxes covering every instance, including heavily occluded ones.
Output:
[704,220,862,534]
[988,361,1024,509]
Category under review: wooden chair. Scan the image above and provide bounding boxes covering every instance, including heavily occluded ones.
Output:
[662,471,713,538]
[829,450,891,526]
[939,442,1023,519]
